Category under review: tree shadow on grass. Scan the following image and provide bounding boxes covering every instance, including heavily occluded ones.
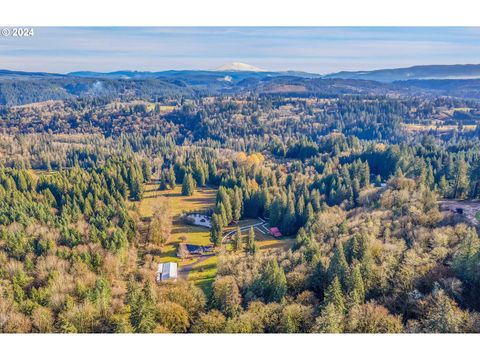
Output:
[195,278,215,297]
[195,262,216,272]
[162,193,183,198]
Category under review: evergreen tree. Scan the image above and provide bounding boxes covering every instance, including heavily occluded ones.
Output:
[260,186,271,217]
[245,226,258,255]
[141,160,152,181]
[280,197,296,235]
[232,187,243,222]
[439,175,449,198]
[217,187,233,224]
[260,259,287,302]
[348,264,365,307]
[210,213,224,247]
[314,303,344,333]
[294,227,309,250]
[352,178,361,205]
[295,195,306,226]
[91,278,112,317]
[311,189,321,211]
[309,258,327,297]
[269,195,285,227]
[470,160,480,198]
[193,160,206,187]
[232,227,243,252]
[453,227,480,293]
[303,202,314,226]
[346,234,360,264]
[168,165,176,189]
[327,242,350,289]
[182,173,196,196]
[158,174,168,190]
[212,276,242,317]
[454,156,469,199]
[208,161,218,185]
[216,202,228,227]
[16,172,28,192]
[128,282,157,333]
[324,276,346,314]
[128,164,144,201]
[364,161,370,187]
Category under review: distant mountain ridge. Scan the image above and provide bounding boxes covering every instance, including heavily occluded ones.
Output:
[0,69,66,79]
[3,64,480,106]
[67,69,320,80]
[3,63,480,82]
[324,64,480,82]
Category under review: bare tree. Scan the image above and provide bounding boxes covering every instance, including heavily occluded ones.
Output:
[148,198,173,247]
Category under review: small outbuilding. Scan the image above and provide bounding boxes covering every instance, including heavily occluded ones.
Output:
[269,227,282,238]
[156,262,178,282]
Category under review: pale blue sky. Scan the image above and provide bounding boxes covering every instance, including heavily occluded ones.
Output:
[1,27,480,74]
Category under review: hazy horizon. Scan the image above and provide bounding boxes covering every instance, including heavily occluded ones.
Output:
[1,27,480,74]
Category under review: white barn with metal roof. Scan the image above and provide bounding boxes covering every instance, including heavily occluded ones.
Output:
[156,262,178,282]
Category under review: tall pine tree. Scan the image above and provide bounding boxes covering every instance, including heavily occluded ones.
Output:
[324,276,346,314]
[232,227,243,252]
[210,213,224,247]
[182,173,196,196]
[245,226,258,255]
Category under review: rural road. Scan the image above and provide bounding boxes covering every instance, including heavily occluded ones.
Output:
[222,217,268,242]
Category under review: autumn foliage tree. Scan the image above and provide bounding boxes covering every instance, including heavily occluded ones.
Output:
[148,200,173,247]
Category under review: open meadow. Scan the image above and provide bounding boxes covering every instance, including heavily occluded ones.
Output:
[134,183,293,292]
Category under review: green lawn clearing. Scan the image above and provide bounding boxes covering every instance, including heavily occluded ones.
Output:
[138,183,216,218]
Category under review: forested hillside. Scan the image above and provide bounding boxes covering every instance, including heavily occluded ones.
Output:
[1,82,480,333]
[5,70,480,106]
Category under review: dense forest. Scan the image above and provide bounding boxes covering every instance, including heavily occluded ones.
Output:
[4,70,480,106]
[1,83,480,333]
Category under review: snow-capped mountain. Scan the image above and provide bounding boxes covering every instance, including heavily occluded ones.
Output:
[214,62,266,72]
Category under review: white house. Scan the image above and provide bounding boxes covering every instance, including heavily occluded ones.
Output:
[156,262,178,282]
[185,213,212,228]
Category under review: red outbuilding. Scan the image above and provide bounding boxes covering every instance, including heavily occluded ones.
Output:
[269,227,282,238]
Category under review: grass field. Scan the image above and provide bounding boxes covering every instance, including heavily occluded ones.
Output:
[403,123,477,132]
[155,223,214,265]
[171,224,211,246]
[188,256,219,293]
[30,169,53,181]
[106,101,176,113]
[138,183,216,218]
[257,237,295,251]
[134,183,217,267]
[135,183,294,293]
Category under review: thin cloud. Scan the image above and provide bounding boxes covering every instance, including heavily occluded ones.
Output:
[1,27,479,73]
